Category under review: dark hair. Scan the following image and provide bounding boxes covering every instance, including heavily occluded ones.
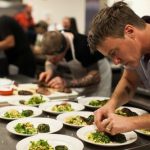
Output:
[63,17,79,34]
[142,16,150,24]
[88,1,146,51]
[41,31,67,55]
[69,17,78,34]
[35,20,48,31]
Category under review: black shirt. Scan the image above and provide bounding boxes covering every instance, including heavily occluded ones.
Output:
[0,16,35,77]
[65,33,104,67]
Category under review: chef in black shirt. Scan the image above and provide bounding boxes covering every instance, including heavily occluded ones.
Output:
[0,15,36,77]
[39,31,112,96]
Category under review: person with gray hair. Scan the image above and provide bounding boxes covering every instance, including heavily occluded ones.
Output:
[39,30,112,97]
[88,1,150,135]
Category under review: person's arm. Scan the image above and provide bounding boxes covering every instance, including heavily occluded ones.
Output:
[0,35,15,50]
[47,70,100,89]
[94,68,139,132]
[39,60,56,82]
[106,68,139,110]
[65,70,100,87]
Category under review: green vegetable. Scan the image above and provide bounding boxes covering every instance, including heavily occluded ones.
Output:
[20,95,46,105]
[87,130,127,144]
[14,122,37,135]
[21,110,33,117]
[89,99,108,107]
[55,145,68,150]
[52,103,73,112]
[37,124,50,133]
[87,130,110,143]
[29,139,54,150]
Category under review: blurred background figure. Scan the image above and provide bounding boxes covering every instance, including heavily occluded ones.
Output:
[32,20,48,55]
[14,4,34,32]
[62,17,79,34]
[0,15,36,77]
[39,31,112,97]
[142,15,150,23]
[0,51,8,77]
[14,4,36,45]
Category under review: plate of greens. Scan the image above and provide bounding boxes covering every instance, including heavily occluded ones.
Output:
[77,125,137,147]
[8,95,49,106]
[78,96,109,109]
[57,111,94,128]
[0,105,42,120]
[6,117,63,136]
[16,133,84,150]
[135,129,150,136]
[39,101,85,115]
[115,106,148,116]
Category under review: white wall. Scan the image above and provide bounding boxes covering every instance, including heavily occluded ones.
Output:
[23,0,86,33]
[107,0,150,17]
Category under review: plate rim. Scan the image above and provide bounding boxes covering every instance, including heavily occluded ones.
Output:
[16,133,84,150]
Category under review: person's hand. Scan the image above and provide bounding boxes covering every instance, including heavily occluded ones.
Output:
[48,76,66,89]
[104,113,136,135]
[39,70,53,83]
[94,104,115,132]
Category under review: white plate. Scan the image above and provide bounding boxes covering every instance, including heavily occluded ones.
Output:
[39,101,85,115]
[78,96,109,109]
[77,125,137,147]
[16,133,84,150]
[57,111,93,128]
[6,117,63,136]
[0,105,42,120]
[116,106,148,116]
[135,129,150,136]
[8,95,49,106]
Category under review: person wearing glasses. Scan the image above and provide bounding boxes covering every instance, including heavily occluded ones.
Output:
[39,31,112,97]
[88,1,150,135]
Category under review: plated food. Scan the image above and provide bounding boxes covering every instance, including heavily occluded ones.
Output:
[78,96,109,109]
[16,133,84,150]
[135,129,150,136]
[57,111,94,127]
[77,125,137,147]
[6,117,63,136]
[39,101,85,115]
[0,106,42,120]
[115,106,148,116]
[8,95,49,106]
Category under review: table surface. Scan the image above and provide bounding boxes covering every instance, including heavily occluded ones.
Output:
[0,74,149,150]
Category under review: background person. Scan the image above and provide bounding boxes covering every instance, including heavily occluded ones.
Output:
[62,17,79,34]
[39,31,112,97]
[88,1,150,135]
[32,20,48,55]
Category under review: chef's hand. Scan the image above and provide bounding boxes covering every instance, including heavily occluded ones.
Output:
[94,104,114,132]
[103,113,136,135]
[48,76,66,89]
[39,70,53,83]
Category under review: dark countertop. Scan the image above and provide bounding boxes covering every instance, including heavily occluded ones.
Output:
[0,74,149,150]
